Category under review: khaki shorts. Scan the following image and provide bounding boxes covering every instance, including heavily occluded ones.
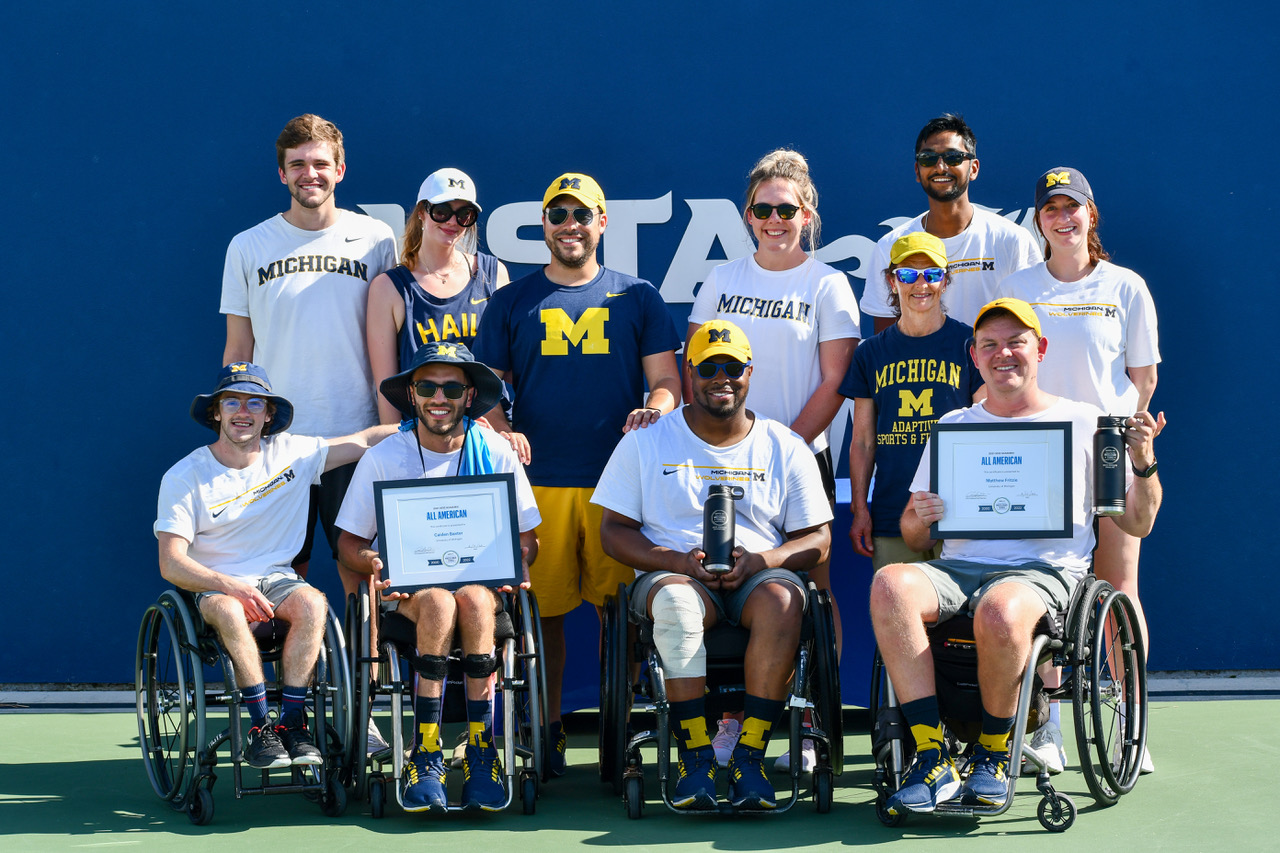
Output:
[531,485,635,617]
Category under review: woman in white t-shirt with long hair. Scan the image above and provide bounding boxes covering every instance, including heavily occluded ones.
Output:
[998,166,1161,773]
[686,149,860,772]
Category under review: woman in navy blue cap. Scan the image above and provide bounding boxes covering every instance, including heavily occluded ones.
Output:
[367,168,510,425]
[998,166,1162,774]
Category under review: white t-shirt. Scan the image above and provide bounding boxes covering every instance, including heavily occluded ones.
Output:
[689,255,860,453]
[859,208,1043,326]
[155,433,328,581]
[910,398,1108,581]
[997,261,1160,415]
[591,410,834,575]
[335,429,542,542]
[220,210,397,438]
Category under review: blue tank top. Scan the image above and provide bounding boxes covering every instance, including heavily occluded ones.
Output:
[389,253,499,370]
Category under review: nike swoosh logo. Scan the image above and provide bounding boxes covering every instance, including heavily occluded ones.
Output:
[212,506,229,518]
[606,291,627,298]
[470,296,490,305]
[662,469,679,475]
[344,236,363,242]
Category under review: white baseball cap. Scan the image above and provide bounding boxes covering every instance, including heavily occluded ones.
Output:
[417,168,481,211]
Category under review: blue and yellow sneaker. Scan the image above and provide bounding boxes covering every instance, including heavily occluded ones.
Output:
[401,748,447,812]
[461,742,507,811]
[886,745,961,814]
[548,721,568,777]
[961,744,1011,807]
[727,745,776,810]
[672,745,717,810]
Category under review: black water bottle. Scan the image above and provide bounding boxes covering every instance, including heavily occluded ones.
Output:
[1093,416,1127,516]
[702,485,744,573]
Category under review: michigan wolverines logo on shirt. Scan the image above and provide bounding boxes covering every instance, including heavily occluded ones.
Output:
[540,307,610,355]
[257,255,370,285]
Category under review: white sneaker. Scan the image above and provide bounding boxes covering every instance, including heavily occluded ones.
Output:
[1022,722,1065,774]
[773,738,817,773]
[367,717,390,756]
[712,718,741,768]
[1140,747,1155,774]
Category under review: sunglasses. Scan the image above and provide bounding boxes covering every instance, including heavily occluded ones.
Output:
[694,360,751,379]
[412,380,470,400]
[748,203,801,221]
[427,202,479,227]
[914,149,975,167]
[545,206,596,226]
[892,267,947,284]
[220,397,267,413]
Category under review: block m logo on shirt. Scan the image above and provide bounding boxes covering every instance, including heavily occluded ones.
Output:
[540,308,610,355]
[897,388,935,417]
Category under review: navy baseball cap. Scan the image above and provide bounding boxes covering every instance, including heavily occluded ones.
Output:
[1035,167,1094,210]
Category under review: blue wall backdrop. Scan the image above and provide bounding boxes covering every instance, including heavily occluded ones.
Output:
[3,2,1275,699]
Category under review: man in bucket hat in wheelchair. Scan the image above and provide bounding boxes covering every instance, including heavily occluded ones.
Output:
[155,362,393,769]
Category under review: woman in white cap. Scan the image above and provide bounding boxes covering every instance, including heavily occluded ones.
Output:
[367,168,510,425]
[998,166,1161,774]
[686,149,860,772]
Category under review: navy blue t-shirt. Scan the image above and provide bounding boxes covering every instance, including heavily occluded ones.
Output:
[839,318,982,536]
[472,267,680,487]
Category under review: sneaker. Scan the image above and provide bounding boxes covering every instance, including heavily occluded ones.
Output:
[245,722,291,769]
[277,713,324,766]
[773,737,817,773]
[712,718,742,768]
[367,716,390,757]
[728,745,777,810]
[401,749,448,812]
[1140,747,1155,774]
[672,745,717,810]
[461,742,506,811]
[1022,722,1065,775]
[450,733,468,769]
[886,745,960,815]
[961,744,1011,807]
[547,721,567,777]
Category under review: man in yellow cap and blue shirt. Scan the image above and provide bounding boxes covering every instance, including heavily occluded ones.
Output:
[593,319,833,810]
[471,173,682,774]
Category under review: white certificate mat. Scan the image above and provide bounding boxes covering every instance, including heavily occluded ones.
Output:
[374,473,521,591]
[929,422,1072,539]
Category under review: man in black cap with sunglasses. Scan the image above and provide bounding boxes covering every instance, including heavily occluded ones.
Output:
[593,320,832,811]
[859,113,1041,332]
[156,362,393,771]
[472,172,681,774]
[335,341,541,812]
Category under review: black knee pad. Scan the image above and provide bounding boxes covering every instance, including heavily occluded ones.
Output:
[409,653,448,681]
[462,653,499,679]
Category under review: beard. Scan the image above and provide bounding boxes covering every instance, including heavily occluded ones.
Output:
[545,230,598,268]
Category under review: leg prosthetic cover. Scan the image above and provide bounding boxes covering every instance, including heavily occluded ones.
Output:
[650,584,706,680]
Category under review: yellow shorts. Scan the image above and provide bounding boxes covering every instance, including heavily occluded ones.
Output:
[530,486,634,617]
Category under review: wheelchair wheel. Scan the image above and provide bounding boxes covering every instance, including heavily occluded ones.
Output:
[369,777,386,818]
[513,588,549,784]
[809,587,843,775]
[875,792,905,827]
[598,584,630,794]
[813,768,833,814]
[1071,579,1124,805]
[346,584,373,798]
[521,771,538,815]
[624,774,644,820]
[1037,791,1076,832]
[321,605,354,781]
[187,785,214,826]
[136,592,204,803]
[1090,589,1147,797]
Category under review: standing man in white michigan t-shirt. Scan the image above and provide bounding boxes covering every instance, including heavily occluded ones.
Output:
[859,114,1042,331]
[221,114,397,582]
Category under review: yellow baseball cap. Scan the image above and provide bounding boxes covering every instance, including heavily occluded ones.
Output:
[890,232,948,268]
[687,320,752,365]
[974,298,1042,338]
[542,173,606,213]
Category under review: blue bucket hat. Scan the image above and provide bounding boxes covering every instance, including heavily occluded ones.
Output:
[380,341,503,420]
[189,362,294,437]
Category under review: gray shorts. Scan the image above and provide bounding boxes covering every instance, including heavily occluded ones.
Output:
[910,559,1074,624]
[194,571,311,610]
[628,567,806,626]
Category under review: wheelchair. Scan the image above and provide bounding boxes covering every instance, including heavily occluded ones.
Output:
[598,577,842,818]
[345,581,549,816]
[135,587,353,825]
[869,573,1148,832]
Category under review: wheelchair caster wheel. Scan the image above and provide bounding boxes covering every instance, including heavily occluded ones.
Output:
[187,787,214,826]
[624,775,644,820]
[1037,792,1076,832]
[813,769,833,814]
[522,772,538,815]
[369,779,386,818]
[321,777,347,817]
[875,793,905,827]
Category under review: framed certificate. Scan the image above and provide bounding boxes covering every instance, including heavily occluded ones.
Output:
[929,422,1072,539]
[374,473,521,592]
